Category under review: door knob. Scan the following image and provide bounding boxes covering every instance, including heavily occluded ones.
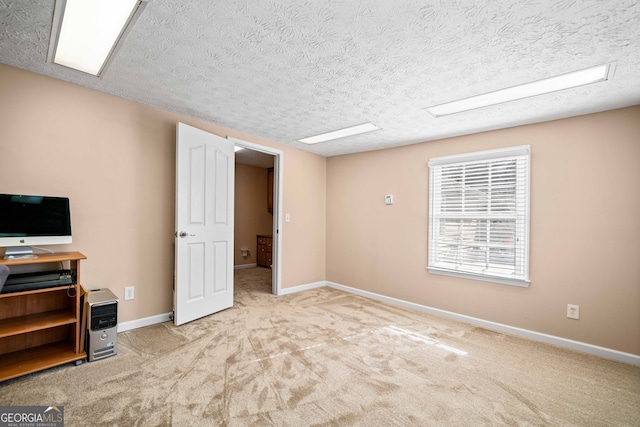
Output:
[179,231,188,238]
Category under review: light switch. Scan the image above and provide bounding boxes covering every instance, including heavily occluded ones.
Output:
[285,213,291,222]
[385,195,393,205]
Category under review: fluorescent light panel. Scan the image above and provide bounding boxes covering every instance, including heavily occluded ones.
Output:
[426,63,613,117]
[50,0,143,76]
[299,123,381,144]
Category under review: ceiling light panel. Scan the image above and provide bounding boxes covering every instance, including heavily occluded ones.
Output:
[50,0,144,76]
[299,123,381,144]
[426,63,613,117]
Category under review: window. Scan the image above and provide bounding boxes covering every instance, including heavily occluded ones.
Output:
[428,146,530,287]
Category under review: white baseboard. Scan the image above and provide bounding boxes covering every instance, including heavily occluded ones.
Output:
[234,263,257,270]
[279,280,326,295]
[325,281,640,367]
[118,312,173,333]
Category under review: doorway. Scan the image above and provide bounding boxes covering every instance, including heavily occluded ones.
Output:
[229,137,283,295]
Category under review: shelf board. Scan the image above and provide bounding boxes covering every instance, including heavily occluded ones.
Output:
[0,342,85,382]
[0,251,86,266]
[0,310,76,338]
[0,284,78,298]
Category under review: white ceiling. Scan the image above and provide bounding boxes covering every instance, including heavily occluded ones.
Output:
[1,0,639,157]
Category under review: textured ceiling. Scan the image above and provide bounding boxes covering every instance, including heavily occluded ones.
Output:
[235,148,274,169]
[1,0,639,157]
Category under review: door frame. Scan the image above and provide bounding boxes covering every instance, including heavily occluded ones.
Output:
[228,136,283,296]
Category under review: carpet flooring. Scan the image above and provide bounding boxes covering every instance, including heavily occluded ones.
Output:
[1,267,639,426]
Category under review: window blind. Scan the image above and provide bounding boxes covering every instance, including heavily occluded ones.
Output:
[428,146,530,287]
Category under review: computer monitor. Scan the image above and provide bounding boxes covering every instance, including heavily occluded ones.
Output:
[0,194,72,259]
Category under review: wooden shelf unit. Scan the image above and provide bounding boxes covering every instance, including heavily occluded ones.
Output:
[0,251,87,382]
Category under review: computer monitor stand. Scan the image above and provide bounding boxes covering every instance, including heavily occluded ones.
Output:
[3,246,38,260]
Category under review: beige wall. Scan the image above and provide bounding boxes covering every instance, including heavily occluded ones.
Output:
[280,146,327,287]
[326,106,640,355]
[2,63,638,356]
[234,163,273,266]
[0,64,326,323]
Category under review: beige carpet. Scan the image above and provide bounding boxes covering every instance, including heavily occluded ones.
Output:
[1,267,639,426]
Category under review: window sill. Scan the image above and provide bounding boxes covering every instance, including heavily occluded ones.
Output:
[427,267,530,288]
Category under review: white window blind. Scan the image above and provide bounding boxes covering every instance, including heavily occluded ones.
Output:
[428,146,530,287]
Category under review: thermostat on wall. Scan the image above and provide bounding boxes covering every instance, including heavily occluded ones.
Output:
[385,195,393,205]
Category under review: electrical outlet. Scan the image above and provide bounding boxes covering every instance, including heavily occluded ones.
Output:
[125,286,135,301]
[567,304,579,320]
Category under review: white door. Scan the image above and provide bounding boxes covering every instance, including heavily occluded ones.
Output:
[174,122,234,326]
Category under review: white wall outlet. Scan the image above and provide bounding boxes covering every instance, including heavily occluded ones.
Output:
[567,304,579,320]
[385,195,393,205]
[125,286,135,301]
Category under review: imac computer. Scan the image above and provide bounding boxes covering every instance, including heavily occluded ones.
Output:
[0,194,72,259]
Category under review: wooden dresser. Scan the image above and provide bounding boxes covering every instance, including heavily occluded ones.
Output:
[257,235,272,268]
